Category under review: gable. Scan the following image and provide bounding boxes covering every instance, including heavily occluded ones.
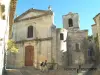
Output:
[14,8,53,22]
[18,11,45,20]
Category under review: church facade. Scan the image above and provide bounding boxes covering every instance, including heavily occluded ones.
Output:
[7,7,62,68]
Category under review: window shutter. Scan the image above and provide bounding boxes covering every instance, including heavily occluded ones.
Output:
[27,26,33,38]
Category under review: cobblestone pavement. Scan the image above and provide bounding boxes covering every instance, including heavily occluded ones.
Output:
[4,69,90,75]
[4,68,77,75]
[83,63,100,75]
[87,63,100,75]
[3,64,96,75]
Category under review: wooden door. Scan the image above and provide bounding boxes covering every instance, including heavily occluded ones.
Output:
[25,46,34,66]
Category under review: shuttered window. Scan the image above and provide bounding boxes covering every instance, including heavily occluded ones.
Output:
[76,43,80,51]
[27,26,33,38]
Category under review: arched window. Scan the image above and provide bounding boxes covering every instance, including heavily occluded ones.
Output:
[68,18,73,27]
[27,26,33,38]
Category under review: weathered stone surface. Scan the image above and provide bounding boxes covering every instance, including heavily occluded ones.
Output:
[7,8,57,69]
[63,12,89,66]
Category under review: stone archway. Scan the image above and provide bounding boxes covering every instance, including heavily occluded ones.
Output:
[25,45,34,66]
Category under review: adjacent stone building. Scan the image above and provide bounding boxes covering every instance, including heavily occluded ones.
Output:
[92,24,97,38]
[93,13,100,50]
[91,13,100,63]
[56,28,68,68]
[63,12,89,66]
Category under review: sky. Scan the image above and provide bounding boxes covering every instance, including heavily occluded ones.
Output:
[16,0,100,35]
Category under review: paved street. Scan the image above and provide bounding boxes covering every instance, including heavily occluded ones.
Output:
[3,64,96,75]
[4,67,77,75]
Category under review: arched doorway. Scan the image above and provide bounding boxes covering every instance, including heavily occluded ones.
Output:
[25,45,34,66]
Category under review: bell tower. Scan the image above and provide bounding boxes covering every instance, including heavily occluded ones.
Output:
[63,12,80,31]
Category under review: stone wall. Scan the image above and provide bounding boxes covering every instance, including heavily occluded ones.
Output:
[94,14,100,51]
[93,14,100,63]
[67,30,88,65]
[7,39,53,69]
[51,25,57,63]
[63,12,89,66]
[56,28,67,68]
[92,24,97,38]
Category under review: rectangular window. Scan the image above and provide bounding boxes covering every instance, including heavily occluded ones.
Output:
[60,33,64,40]
[2,15,5,20]
[27,26,33,38]
[88,48,94,56]
[88,49,92,56]
[1,5,5,13]
[0,5,5,20]
[76,43,80,51]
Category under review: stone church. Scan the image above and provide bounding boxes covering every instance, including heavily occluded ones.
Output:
[7,7,89,69]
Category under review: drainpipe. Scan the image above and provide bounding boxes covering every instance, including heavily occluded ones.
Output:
[51,26,53,62]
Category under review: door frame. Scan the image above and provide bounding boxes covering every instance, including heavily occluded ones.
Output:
[25,45,34,66]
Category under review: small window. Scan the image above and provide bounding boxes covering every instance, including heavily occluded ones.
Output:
[1,5,5,13]
[2,15,5,20]
[68,18,73,27]
[88,48,94,56]
[0,5,5,20]
[12,32,13,38]
[88,49,92,56]
[60,33,64,40]
[27,26,33,38]
[76,43,80,51]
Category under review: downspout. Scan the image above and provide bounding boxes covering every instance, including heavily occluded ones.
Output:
[51,27,52,62]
